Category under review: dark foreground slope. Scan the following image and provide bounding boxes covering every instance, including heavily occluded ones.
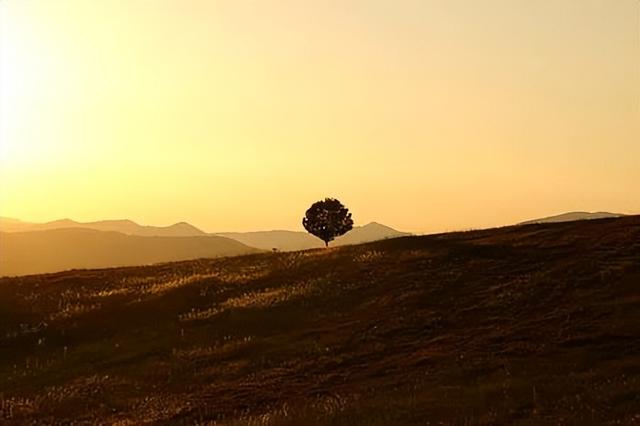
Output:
[0,217,639,424]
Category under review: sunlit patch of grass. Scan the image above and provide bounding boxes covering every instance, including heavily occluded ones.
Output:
[0,395,37,420]
[275,249,335,269]
[49,302,102,321]
[172,337,254,360]
[219,394,356,426]
[223,283,311,309]
[179,277,324,322]
[94,287,133,298]
[179,306,224,322]
[1,374,127,421]
[129,267,273,302]
[353,250,383,263]
[124,394,192,424]
[49,290,102,321]
[141,273,219,297]
[93,272,225,301]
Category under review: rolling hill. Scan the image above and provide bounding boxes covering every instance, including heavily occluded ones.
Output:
[518,211,626,225]
[0,216,638,423]
[0,217,35,233]
[216,222,410,251]
[0,228,259,276]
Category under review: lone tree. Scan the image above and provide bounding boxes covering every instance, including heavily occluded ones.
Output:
[303,198,354,247]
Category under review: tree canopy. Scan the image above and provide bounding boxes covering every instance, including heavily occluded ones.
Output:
[302,198,354,247]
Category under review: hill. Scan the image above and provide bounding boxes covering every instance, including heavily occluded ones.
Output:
[0,217,206,237]
[0,229,259,276]
[518,211,626,225]
[0,217,36,233]
[0,216,638,423]
[216,222,410,251]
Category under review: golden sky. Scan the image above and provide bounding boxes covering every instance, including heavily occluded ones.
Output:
[1,0,639,233]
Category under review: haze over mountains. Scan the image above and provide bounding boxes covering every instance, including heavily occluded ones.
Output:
[0,217,408,247]
[0,217,206,237]
[0,228,258,277]
[0,217,409,276]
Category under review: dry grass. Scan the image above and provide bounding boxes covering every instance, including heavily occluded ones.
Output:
[1,216,639,424]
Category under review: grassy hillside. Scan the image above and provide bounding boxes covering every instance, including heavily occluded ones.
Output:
[0,216,639,424]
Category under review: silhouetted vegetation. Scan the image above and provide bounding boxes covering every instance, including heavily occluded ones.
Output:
[302,198,354,247]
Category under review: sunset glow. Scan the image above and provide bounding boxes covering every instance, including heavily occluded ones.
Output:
[1,0,638,232]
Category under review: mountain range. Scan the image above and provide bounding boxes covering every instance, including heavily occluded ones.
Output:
[0,217,206,237]
[216,222,410,251]
[0,217,409,276]
[0,228,258,277]
[0,217,409,249]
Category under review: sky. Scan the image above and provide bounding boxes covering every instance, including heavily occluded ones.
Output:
[1,0,639,233]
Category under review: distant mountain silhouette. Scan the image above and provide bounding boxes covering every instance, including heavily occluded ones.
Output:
[0,217,206,237]
[518,211,626,226]
[335,222,409,246]
[0,217,35,232]
[0,218,407,248]
[215,230,319,251]
[217,222,410,251]
[0,229,258,276]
